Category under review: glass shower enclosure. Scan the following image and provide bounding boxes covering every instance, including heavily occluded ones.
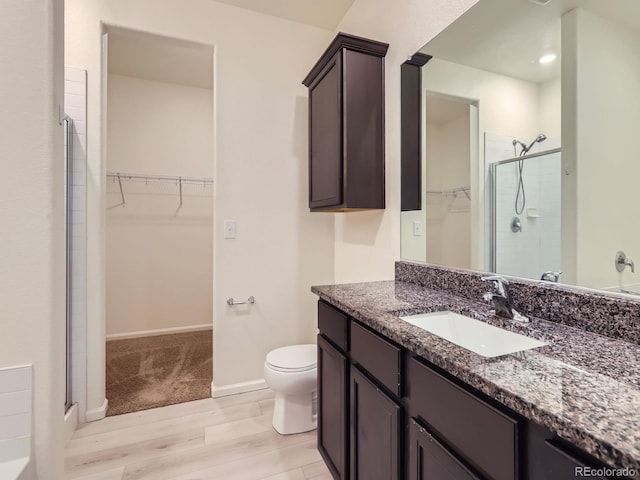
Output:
[490,149,562,281]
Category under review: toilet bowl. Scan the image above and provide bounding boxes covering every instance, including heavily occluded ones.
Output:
[263,344,317,434]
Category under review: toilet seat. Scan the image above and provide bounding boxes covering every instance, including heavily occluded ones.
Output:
[266,344,317,372]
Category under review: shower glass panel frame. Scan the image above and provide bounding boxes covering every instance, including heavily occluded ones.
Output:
[490,148,562,280]
[64,116,73,413]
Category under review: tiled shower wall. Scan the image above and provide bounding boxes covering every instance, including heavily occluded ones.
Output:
[494,151,562,280]
[64,67,87,422]
[0,365,32,445]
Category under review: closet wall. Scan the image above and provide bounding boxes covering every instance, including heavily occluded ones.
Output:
[106,36,214,338]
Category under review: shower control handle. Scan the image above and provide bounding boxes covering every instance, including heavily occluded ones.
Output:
[615,251,635,273]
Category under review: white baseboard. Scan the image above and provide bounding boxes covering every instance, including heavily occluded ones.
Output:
[211,379,268,398]
[85,398,108,422]
[106,324,212,341]
[63,404,78,445]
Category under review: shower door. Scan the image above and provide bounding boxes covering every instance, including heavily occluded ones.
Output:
[491,149,562,281]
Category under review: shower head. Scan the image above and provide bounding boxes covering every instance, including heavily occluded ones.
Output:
[521,133,547,155]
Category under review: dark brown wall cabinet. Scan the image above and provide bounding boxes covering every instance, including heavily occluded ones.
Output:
[400,53,431,211]
[303,33,389,212]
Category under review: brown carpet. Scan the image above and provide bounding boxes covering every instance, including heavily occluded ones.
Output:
[106,329,212,416]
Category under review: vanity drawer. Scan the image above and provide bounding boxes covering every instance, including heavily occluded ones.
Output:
[407,356,519,480]
[318,300,349,352]
[350,321,401,396]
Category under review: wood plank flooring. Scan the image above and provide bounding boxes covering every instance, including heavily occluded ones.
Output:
[65,389,331,480]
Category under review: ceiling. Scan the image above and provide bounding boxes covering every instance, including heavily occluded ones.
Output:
[420,0,640,84]
[108,27,214,89]
[107,0,357,86]
[212,0,355,30]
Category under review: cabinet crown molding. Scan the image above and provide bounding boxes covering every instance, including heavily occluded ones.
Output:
[302,32,389,87]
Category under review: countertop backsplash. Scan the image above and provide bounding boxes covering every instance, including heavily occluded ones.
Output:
[396,260,640,345]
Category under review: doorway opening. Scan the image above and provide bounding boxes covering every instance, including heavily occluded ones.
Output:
[423,93,477,269]
[104,27,214,416]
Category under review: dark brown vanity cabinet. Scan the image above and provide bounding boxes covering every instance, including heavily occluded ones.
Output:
[349,321,403,480]
[406,356,520,480]
[350,366,401,480]
[317,301,403,480]
[316,300,627,480]
[526,423,624,480]
[408,419,480,480]
[318,302,349,479]
[302,33,388,212]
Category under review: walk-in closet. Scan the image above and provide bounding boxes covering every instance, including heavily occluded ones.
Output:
[104,27,214,415]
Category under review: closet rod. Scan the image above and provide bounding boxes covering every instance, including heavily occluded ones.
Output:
[425,186,470,199]
[106,172,213,185]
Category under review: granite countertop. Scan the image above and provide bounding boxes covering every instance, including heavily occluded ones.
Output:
[312,280,640,472]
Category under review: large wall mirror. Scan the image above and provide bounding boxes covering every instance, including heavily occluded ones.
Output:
[400,0,640,295]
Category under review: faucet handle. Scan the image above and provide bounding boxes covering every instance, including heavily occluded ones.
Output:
[615,251,635,273]
[540,271,562,282]
[481,275,509,297]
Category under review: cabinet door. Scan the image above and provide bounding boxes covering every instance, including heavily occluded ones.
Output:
[318,334,348,479]
[408,419,480,480]
[350,366,401,480]
[308,52,342,210]
[407,357,518,480]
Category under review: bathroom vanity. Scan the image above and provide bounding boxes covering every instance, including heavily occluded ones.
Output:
[313,261,640,480]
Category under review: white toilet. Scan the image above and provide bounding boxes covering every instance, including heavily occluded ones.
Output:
[263,344,318,434]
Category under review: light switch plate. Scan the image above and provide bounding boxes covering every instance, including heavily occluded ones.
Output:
[224,220,236,239]
[413,221,423,237]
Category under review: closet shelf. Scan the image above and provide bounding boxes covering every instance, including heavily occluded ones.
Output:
[106,172,213,210]
[107,172,213,186]
[425,186,470,200]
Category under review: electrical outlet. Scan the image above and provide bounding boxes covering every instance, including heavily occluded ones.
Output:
[413,221,423,237]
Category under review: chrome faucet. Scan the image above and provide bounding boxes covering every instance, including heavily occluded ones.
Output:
[481,275,529,322]
[615,251,635,273]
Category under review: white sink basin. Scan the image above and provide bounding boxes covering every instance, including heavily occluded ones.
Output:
[400,311,547,358]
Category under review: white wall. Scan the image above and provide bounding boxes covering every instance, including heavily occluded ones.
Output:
[539,76,561,138]
[564,8,640,289]
[66,0,335,402]
[106,74,213,337]
[425,113,471,268]
[0,0,65,478]
[333,0,479,283]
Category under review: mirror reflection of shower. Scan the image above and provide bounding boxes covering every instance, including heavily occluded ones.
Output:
[492,147,562,282]
[512,133,547,214]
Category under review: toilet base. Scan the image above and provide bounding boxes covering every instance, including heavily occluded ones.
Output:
[272,390,317,435]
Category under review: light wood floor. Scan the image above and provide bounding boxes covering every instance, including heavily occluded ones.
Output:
[65,389,331,480]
